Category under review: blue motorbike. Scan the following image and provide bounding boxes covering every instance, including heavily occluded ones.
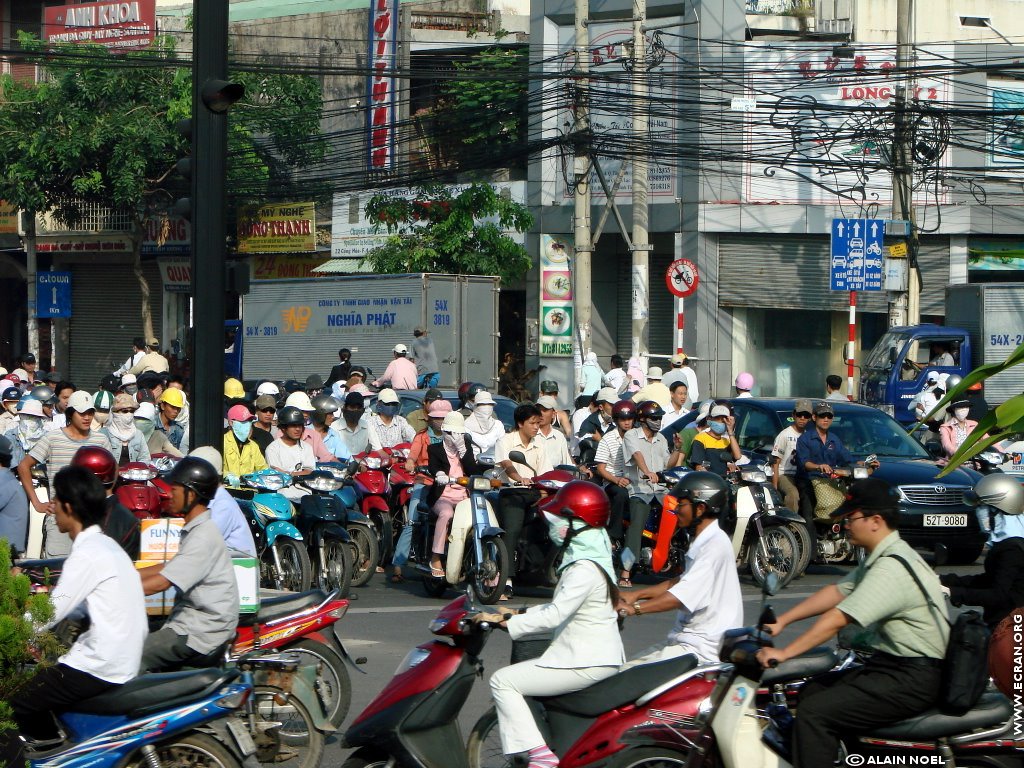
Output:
[231,469,312,592]
[318,462,379,588]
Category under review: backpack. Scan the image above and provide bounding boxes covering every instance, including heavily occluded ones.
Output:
[888,554,991,715]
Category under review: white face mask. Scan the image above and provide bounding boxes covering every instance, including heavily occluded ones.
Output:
[18,416,43,441]
[475,404,494,418]
[954,407,970,422]
[112,411,136,430]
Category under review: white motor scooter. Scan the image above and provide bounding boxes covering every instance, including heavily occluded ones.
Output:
[24,463,49,558]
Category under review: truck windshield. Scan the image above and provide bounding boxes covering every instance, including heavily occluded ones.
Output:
[776,408,930,460]
[863,330,909,370]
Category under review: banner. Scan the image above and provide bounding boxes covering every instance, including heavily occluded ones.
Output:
[251,255,331,280]
[367,0,399,170]
[237,202,316,254]
[540,234,574,357]
[43,0,156,51]
[0,202,17,234]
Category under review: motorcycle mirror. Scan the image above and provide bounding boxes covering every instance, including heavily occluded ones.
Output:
[508,451,534,472]
[762,572,780,597]
[477,457,496,467]
[933,543,949,567]
[758,605,777,627]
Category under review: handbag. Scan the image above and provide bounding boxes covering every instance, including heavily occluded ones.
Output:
[810,476,846,520]
[888,554,991,715]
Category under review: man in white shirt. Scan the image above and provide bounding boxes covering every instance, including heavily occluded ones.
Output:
[631,367,672,409]
[771,399,813,515]
[333,392,372,455]
[536,396,573,468]
[265,406,317,501]
[661,353,699,408]
[373,344,418,390]
[661,381,690,432]
[603,354,629,394]
[8,465,147,749]
[368,388,415,449]
[619,471,743,666]
[113,337,146,377]
[464,390,505,461]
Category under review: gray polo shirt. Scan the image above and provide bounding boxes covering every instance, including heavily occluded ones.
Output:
[623,427,671,501]
[162,509,239,653]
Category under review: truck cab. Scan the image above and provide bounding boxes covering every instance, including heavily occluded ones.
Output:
[860,324,970,425]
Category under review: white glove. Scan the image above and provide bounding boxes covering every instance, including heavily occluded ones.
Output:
[435,472,450,485]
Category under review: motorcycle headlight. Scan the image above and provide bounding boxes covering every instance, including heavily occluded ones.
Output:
[366,457,382,470]
[395,648,431,675]
[740,470,767,484]
[978,450,1005,465]
[119,466,157,482]
[305,475,343,492]
[252,474,285,491]
[852,467,870,479]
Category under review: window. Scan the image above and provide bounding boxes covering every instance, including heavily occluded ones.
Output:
[734,405,779,453]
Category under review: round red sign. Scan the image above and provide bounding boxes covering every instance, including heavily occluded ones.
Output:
[666,258,699,298]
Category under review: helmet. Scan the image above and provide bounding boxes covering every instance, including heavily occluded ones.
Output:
[285,391,315,411]
[311,394,341,415]
[966,474,1024,516]
[1,386,19,402]
[224,378,245,399]
[458,381,486,405]
[636,400,665,421]
[18,398,44,417]
[611,399,637,421]
[159,388,185,408]
[135,388,156,404]
[277,405,305,427]
[166,456,220,502]
[735,372,754,391]
[30,385,55,404]
[944,374,963,392]
[72,446,118,486]
[668,471,729,517]
[539,479,610,528]
[256,381,280,397]
[93,390,115,411]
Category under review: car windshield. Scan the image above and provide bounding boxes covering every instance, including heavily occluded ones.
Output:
[775,408,930,460]
[863,330,909,370]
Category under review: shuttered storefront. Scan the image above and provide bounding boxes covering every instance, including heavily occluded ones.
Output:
[615,248,675,356]
[718,234,950,317]
[69,260,163,387]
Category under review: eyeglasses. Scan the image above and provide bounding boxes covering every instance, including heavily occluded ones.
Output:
[816,413,834,420]
[794,412,812,418]
[843,514,871,526]
[113,408,136,414]
[258,408,276,413]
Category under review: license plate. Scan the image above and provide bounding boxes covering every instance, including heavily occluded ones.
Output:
[923,514,968,527]
[226,717,257,756]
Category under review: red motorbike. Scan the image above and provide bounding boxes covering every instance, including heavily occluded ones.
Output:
[341,594,717,768]
[114,459,174,520]
[352,449,395,569]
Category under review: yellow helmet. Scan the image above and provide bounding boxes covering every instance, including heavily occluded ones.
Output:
[224,378,245,399]
[159,388,185,408]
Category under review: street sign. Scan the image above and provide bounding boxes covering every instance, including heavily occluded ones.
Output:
[830,218,884,292]
[37,271,72,318]
[666,258,699,298]
[888,242,908,258]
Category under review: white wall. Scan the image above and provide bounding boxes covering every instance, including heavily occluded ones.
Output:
[855,0,1024,43]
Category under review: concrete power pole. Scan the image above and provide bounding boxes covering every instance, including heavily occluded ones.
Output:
[890,0,920,327]
[630,0,651,364]
[572,0,592,384]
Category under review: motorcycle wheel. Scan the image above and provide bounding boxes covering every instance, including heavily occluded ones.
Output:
[321,536,352,598]
[609,747,693,767]
[252,685,324,768]
[785,521,813,578]
[346,524,379,588]
[369,511,392,570]
[273,538,313,592]
[127,732,239,768]
[341,748,391,768]
[466,705,507,768]
[471,534,511,605]
[289,638,352,729]
[748,525,799,590]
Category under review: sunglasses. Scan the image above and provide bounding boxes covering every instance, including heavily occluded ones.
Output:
[816,413,834,419]
[113,408,136,414]
[794,412,812,418]
[258,407,276,413]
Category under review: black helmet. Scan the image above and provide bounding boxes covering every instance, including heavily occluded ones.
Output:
[166,456,220,502]
[277,405,305,427]
[311,394,341,415]
[669,471,729,517]
[636,400,665,421]
[30,385,56,405]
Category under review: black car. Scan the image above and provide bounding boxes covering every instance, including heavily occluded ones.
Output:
[721,397,986,565]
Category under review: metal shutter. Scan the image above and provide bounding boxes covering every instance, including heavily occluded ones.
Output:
[69,261,163,387]
[614,241,674,356]
[917,237,950,317]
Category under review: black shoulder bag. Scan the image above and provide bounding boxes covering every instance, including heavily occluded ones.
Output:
[888,554,990,715]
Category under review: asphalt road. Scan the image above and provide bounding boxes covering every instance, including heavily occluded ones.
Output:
[328,556,985,765]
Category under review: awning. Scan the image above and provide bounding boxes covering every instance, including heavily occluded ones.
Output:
[311,258,377,274]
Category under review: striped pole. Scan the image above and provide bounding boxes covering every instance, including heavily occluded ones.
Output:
[676,295,685,354]
[848,290,857,400]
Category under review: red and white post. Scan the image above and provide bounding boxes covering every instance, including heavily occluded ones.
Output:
[847,290,857,400]
[676,295,685,354]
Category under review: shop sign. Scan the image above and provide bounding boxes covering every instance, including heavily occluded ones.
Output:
[367,0,398,170]
[968,240,1024,271]
[43,0,156,51]
[237,202,316,254]
[36,236,132,253]
[0,202,17,234]
[251,255,331,280]
[142,215,190,255]
[540,234,574,357]
[158,258,191,293]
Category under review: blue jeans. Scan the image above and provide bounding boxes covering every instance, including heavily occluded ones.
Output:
[418,373,440,389]
[392,484,429,567]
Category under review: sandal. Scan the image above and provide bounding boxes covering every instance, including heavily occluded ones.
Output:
[618,577,633,588]
[429,565,445,578]
[498,583,514,602]
[389,573,405,584]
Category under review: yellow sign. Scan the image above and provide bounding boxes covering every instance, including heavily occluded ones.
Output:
[281,306,312,333]
[237,202,316,254]
[0,202,17,234]
[251,254,330,280]
[888,242,908,258]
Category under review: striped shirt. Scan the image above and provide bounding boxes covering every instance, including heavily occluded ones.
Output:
[594,429,626,478]
[29,428,112,492]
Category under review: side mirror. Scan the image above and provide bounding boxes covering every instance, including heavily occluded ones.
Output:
[889,347,898,366]
[508,451,534,473]
[758,605,777,626]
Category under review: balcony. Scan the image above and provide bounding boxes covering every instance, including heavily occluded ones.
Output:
[409,11,498,35]
[36,202,134,235]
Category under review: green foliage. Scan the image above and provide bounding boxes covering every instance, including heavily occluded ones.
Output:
[362,183,533,284]
[0,540,56,739]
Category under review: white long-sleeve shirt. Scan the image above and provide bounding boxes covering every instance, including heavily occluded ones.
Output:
[113,350,144,377]
[47,525,148,683]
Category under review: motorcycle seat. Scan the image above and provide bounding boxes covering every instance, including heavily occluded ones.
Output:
[539,655,698,717]
[864,691,1011,741]
[761,646,837,686]
[257,589,327,623]
[71,668,237,717]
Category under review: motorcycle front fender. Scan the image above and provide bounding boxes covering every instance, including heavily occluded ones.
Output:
[362,496,389,515]
[770,507,806,525]
[312,521,351,546]
[265,520,303,546]
[329,623,368,674]
[254,664,335,733]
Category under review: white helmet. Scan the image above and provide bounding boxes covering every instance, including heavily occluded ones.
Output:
[967,474,1024,516]
[256,381,280,397]
[285,391,315,412]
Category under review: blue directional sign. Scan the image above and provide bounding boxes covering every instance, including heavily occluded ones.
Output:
[37,271,72,318]
[830,218,884,292]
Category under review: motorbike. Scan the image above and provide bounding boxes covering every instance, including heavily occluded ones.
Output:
[229,469,312,592]
[805,465,873,566]
[341,592,719,768]
[290,470,354,597]
[24,463,49,558]
[351,450,395,570]
[319,461,380,588]
[114,455,177,520]
[685,578,1022,768]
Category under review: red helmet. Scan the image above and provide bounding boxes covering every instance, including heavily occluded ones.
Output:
[539,480,610,528]
[636,400,665,421]
[612,399,637,421]
[72,445,118,486]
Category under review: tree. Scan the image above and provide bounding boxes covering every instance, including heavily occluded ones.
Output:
[361,183,534,284]
[0,33,324,341]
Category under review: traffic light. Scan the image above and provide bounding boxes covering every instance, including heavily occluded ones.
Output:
[200,79,244,114]
[173,118,192,221]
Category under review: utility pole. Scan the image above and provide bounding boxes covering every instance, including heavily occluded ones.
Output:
[23,212,38,362]
[572,0,592,387]
[630,0,651,365]
[890,0,919,327]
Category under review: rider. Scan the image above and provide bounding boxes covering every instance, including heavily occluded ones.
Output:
[687,404,742,476]
[333,392,372,455]
[222,403,268,483]
[8,466,146,750]
[265,405,316,483]
[188,446,258,558]
[100,393,152,465]
[71,446,141,560]
[940,473,1024,628]
[138,456,239,672]
[464,390,505,462]
[594,400,637,546]
[478,481,624,768]
[0,434,28,555]
[938,397,977,461]
[156,388,185,450]
[311,394,350,461]
[757,478,949,768]
[368,388,415,450]
[0,385,19,434]
[770,399,814,514]
[619,471,743,665]
[4,397,47,467]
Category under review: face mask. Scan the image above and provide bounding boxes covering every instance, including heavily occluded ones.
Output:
[543,510,570,545]
[343,409,363,426]
[122,385,138,396]
[232,421,253,442]
[708,420,728,436]
[18,416,43,441]
[954,408,970,421]
[377,403,400,418]
[443,431,466,456]
[112,411,136,431]
[646,418,663,432]
[475,404,495,418]
[93,410,110,426]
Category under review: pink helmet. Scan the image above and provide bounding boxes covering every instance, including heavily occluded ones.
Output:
[735,372,754,391]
